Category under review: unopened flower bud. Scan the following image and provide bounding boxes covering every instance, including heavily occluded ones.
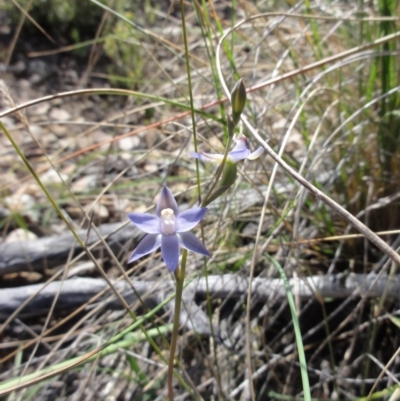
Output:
[231,78,247,125]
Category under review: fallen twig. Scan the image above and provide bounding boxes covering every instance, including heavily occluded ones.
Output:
[1,273,398,335]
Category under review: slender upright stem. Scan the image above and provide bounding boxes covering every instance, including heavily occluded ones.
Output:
[167,249,188,401]
[202,135,233,206]
[202,115,237,206]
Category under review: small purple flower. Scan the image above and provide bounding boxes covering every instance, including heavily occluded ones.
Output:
[190,134,264,164]
[127,186,210,272]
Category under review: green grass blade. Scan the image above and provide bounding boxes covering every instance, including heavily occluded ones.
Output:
[267,256,312,401]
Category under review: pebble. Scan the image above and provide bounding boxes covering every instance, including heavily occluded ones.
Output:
[0,116,15,129]
[83,203,109,222]
[129,203,148,214]
[71,174,98,193]
[143,162,159,173]
[49,108,71,121]
[16,79,31,102]
[4,193,40,222]
[63,69,79,85]
[93,130,114,152]
[5,228,38,243]
[40,168,68,185]
[29,124,43,138]
[29,102,50,116]
[5,193,35,212]
[112,197,129,214]
[66,261,96,278]
[77,129,112,150]
[48,123,68,135]
[118,135,140,151]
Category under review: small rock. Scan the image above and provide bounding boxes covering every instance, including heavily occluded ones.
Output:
[65,204,82,219]
[118,136,140,151]
[67,261,96,278]
[0,116,15,129]
[77,129,111,150]
[131,203,148,213]
[29,102,50,116]
[40,132,58,147]
[71,175,98,193]
[5,193,35,212]
[0,23,11,34]
[27,59,50,78]
[0,207,10,219]
[49,108,71,122]
[19,271,43,282]
[139,129,157,148]
[5,228,38,243]
[83,203,109,222]
[112,197,130,214]
[48,124,68,136]
[29,124,43,138]
[17,79,31,90]
[12,60,26,74]
[16,80,31,101]
[63,69,79,84]
[41,168,68,185]
[25,182,42,198]
[143,162,159,173]
[120,152,135,162]
[92,130,114,152]
[4,193,40,222]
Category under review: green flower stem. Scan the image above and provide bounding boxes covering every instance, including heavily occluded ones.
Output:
[203,161,237,206]
[167,249,188,401]
[202,135,233,207]
[202,112,238,206]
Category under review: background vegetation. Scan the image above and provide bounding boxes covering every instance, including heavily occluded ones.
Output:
[0,0,399,399]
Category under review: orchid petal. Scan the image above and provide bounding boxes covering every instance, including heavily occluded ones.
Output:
[127,213,160,234]
[227,148,251,163]
[190,151,225,164]
[176,207,207,232]
[156,186,178,217]
[128,234,161,263]
[178,232,210,257]
[247,146,264,160]
[161,234,180,272]
[231,135,249,152]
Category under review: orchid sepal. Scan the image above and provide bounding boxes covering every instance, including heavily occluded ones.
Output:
[191,134,263,165]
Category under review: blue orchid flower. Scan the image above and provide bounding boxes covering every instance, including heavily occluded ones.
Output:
[190,134,264,164]
[127,186,210,272]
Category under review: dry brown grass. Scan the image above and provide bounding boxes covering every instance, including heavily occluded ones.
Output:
[0,0,400,400]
